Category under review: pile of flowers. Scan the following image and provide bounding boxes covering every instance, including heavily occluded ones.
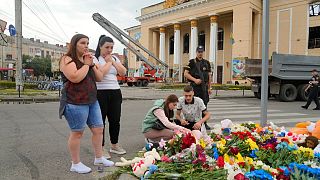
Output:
[123,120,320,179]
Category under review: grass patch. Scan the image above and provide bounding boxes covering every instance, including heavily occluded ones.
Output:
[157,84,251,91]
[0,89,50,96]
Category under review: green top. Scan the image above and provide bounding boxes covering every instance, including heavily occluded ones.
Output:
[142,99,165,133]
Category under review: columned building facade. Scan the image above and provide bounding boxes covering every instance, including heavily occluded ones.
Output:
[126,0,320,84]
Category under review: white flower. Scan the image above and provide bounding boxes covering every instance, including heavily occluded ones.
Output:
[256,160,264,166]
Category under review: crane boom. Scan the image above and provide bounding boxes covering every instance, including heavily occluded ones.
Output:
[92,13,168,74]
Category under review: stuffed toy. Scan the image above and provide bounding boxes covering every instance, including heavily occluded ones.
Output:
[298,135,319,149]
[290,120,320,139]
[114,148,160,178]
[115,157,143,167]
[132,148,160,178]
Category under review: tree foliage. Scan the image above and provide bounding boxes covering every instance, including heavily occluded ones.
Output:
[22,55,52,77]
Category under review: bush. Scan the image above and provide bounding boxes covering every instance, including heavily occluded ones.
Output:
[157,83,251,90]
[0,81,38,89]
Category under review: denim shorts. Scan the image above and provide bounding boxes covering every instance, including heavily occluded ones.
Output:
[64,101,104,131]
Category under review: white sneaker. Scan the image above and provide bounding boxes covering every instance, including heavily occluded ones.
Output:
[110,145,126,155]
[70,162,92,174]
[94,156,114,167]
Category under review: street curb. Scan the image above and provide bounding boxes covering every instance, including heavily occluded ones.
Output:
[0,96,255,102]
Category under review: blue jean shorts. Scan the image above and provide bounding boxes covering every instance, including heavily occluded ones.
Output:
[64,101,104,131]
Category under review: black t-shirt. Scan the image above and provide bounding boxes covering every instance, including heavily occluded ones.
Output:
[185,58,211,83]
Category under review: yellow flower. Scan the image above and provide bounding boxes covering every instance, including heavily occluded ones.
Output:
[246,139,259,150]
[199,138,206,149]
[245,157,253,165]
[224,153,230,164]
[297,147,314,158]
[217,140,226,152]
[235,153,245,163]
[221,138,226,146]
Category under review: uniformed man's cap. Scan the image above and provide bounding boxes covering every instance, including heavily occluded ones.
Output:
[196,46,204,52]
[311,69,318,72]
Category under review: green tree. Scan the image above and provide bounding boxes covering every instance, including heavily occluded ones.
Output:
[22,55,52,77]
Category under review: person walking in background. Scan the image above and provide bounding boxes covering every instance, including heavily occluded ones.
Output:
[184,45,212,130]
[59,34,114,174]
[142,94,190,143]
[302,69,320,110]
[175,85,211,131]
[94,35,127,157]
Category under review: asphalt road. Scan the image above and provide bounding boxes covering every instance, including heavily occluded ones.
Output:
[0,97,319,179]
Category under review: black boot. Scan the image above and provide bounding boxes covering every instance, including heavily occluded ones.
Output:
[313,107,320,110]
[301,105,308,109]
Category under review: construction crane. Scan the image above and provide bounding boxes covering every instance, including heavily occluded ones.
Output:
[92,13,168,78]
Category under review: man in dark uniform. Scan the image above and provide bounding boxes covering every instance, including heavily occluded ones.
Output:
[302,69,320,110]
[184,46,212,130]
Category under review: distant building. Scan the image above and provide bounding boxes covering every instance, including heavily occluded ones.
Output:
[0,36,67,73]
[126,0,320,84]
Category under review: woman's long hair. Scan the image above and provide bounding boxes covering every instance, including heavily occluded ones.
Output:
[63,34,88,64]
[164,94,178,119]
[94,35,114,59]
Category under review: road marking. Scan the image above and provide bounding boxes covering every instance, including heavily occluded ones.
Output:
[208,117,320,127]
[211,113,306,120]
[210,109,281,115]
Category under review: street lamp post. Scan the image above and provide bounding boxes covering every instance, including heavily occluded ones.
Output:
[260,0,269,127]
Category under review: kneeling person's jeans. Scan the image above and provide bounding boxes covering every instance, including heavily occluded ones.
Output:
[174,119,197,130]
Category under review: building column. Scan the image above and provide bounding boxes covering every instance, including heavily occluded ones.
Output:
[159,27,166,63]
[173,23,182,82]
[209,15,218,84]
[190,20,198,60]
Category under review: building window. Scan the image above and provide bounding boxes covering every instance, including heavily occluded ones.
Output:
[169,36,174,55]
[29,48,33,54]
[51,51,54,56]
[183,33,189,53]
[218,28,224,50]
[198,31,205,51]
[308,26,320,49]
[6,54,12,60]
[310,4,320,16]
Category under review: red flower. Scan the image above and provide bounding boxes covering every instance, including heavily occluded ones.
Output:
[250,166,255,171]
[181,133,196,150]
[238,162,246,168]
[216,156,225,168]
[230,147,240,155]
[287,132,293,136]
[281,138,289,143]
[234,173,248,180]
[263,143,275,150]
[202,163,210,169]
[277,168,284,174]
[161,155,172,163]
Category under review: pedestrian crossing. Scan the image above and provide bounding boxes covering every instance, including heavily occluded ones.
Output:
[206,99,320,127]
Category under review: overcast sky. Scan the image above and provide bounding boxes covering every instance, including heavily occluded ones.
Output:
[0,0,162,53]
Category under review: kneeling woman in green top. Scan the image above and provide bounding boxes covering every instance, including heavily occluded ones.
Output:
[142,94,190,142]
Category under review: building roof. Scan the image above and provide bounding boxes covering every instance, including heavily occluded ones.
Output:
[124,25,141,32]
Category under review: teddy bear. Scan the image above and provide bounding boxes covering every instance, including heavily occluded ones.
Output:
[114,148,160,178]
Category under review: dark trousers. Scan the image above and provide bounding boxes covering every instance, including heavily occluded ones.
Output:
[305,88,320,108]
[192,84,209,118]
[97,89,122,146]
[174,119,196,130]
